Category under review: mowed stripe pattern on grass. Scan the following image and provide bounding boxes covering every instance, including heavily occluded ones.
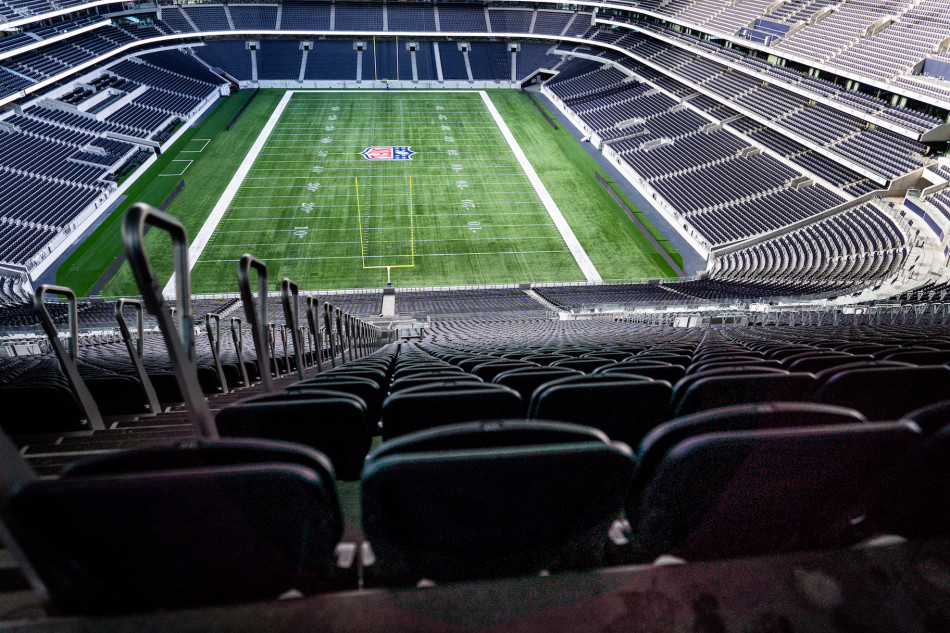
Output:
[190,91,586,291]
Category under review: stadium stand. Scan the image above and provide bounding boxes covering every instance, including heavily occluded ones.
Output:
[0,1,949,625]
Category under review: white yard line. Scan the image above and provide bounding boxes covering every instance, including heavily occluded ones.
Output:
[477,91,601,282]
[163,90,294,296]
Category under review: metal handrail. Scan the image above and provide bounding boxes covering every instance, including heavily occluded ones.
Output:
[122,203,217,438]
[324,301,338,368]
[237,253,275,392]
[229,316,250,388]
[281,278,305,380]
[115,298,161,415]
[306,296,323,372]
[33,285,104,430]
[205,313,229,395]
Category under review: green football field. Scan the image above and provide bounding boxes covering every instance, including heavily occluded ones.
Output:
[59,89,680,296]
[188,91,587,291]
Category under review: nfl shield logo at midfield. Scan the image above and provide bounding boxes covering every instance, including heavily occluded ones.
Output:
[361,146,415,160]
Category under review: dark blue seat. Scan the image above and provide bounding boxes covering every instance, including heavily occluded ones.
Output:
[595,361,686,383]
[869,420,949,539]
[361,421,635,584]
[672,371,816,417]
[380,383,522,440]
[8,438,344,612]
[215,390,371,480]
[627,421,919,562]
[527,374,673,446]
[812,365,950,421]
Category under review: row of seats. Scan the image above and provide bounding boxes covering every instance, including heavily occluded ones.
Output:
[6,333,946,613]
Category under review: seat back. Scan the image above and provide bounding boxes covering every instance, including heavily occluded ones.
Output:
[882,349,950,365]
[380,384,522,440]
[785,354,872,373]
[628,402,867,524]
[289,375,383,426]
[869,421,949,539]
[215,390,371,480]
[898,399,950,436]
[361,422,634,584]
[631,422,920,562]
[673,372,816,417]
[389,375,484,393]
[470,360,539,382]
[528,374,672,446]
[595,362,686,383]
[9,440,343,612]
[549,358,617,373]
[813,365,950,421]
[493,367,583,415]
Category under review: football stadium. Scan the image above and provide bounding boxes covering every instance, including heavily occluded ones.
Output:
[0,0,949,628]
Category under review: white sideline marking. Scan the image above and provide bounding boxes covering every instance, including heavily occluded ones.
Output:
[477,91,600,282]
[163,90,294,296]
[159,159,193,177]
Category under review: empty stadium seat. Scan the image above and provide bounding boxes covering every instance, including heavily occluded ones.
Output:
[361,421,635,584]
[492,366,583,415]
[869,420,949,539]
[595,361,686,383]
[812,366,950,421]
[380,383,522,440]
[7,437,345,612]
[527,374,673,446]
[287,375,383,428]
[626,421,920,562]
[673,372,818,418]
[899,399,950,436]
[215,390,372,480]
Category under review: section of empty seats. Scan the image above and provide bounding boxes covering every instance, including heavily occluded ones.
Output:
[532,10,574,35]
[195,40,254,80]
[468,42,511,80]
[281,1,331,30]
[535,284,683,309]
[386,3,436,31]
[257,40,303,79]
[0,46,224,267]
[437,42,469,80]
[396,289,545,315]
[713,202,908,287]
[436,3,488,32]
[182,4,231,31]
[159,6,198,33]
[515,43,562,79]
[487,8,533,33]
[362,39,403,81]
[140,49,226,85]
[413,43,439,80]
[334,3,383,31]
[304,40,359,80]
[228,5,278,30]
